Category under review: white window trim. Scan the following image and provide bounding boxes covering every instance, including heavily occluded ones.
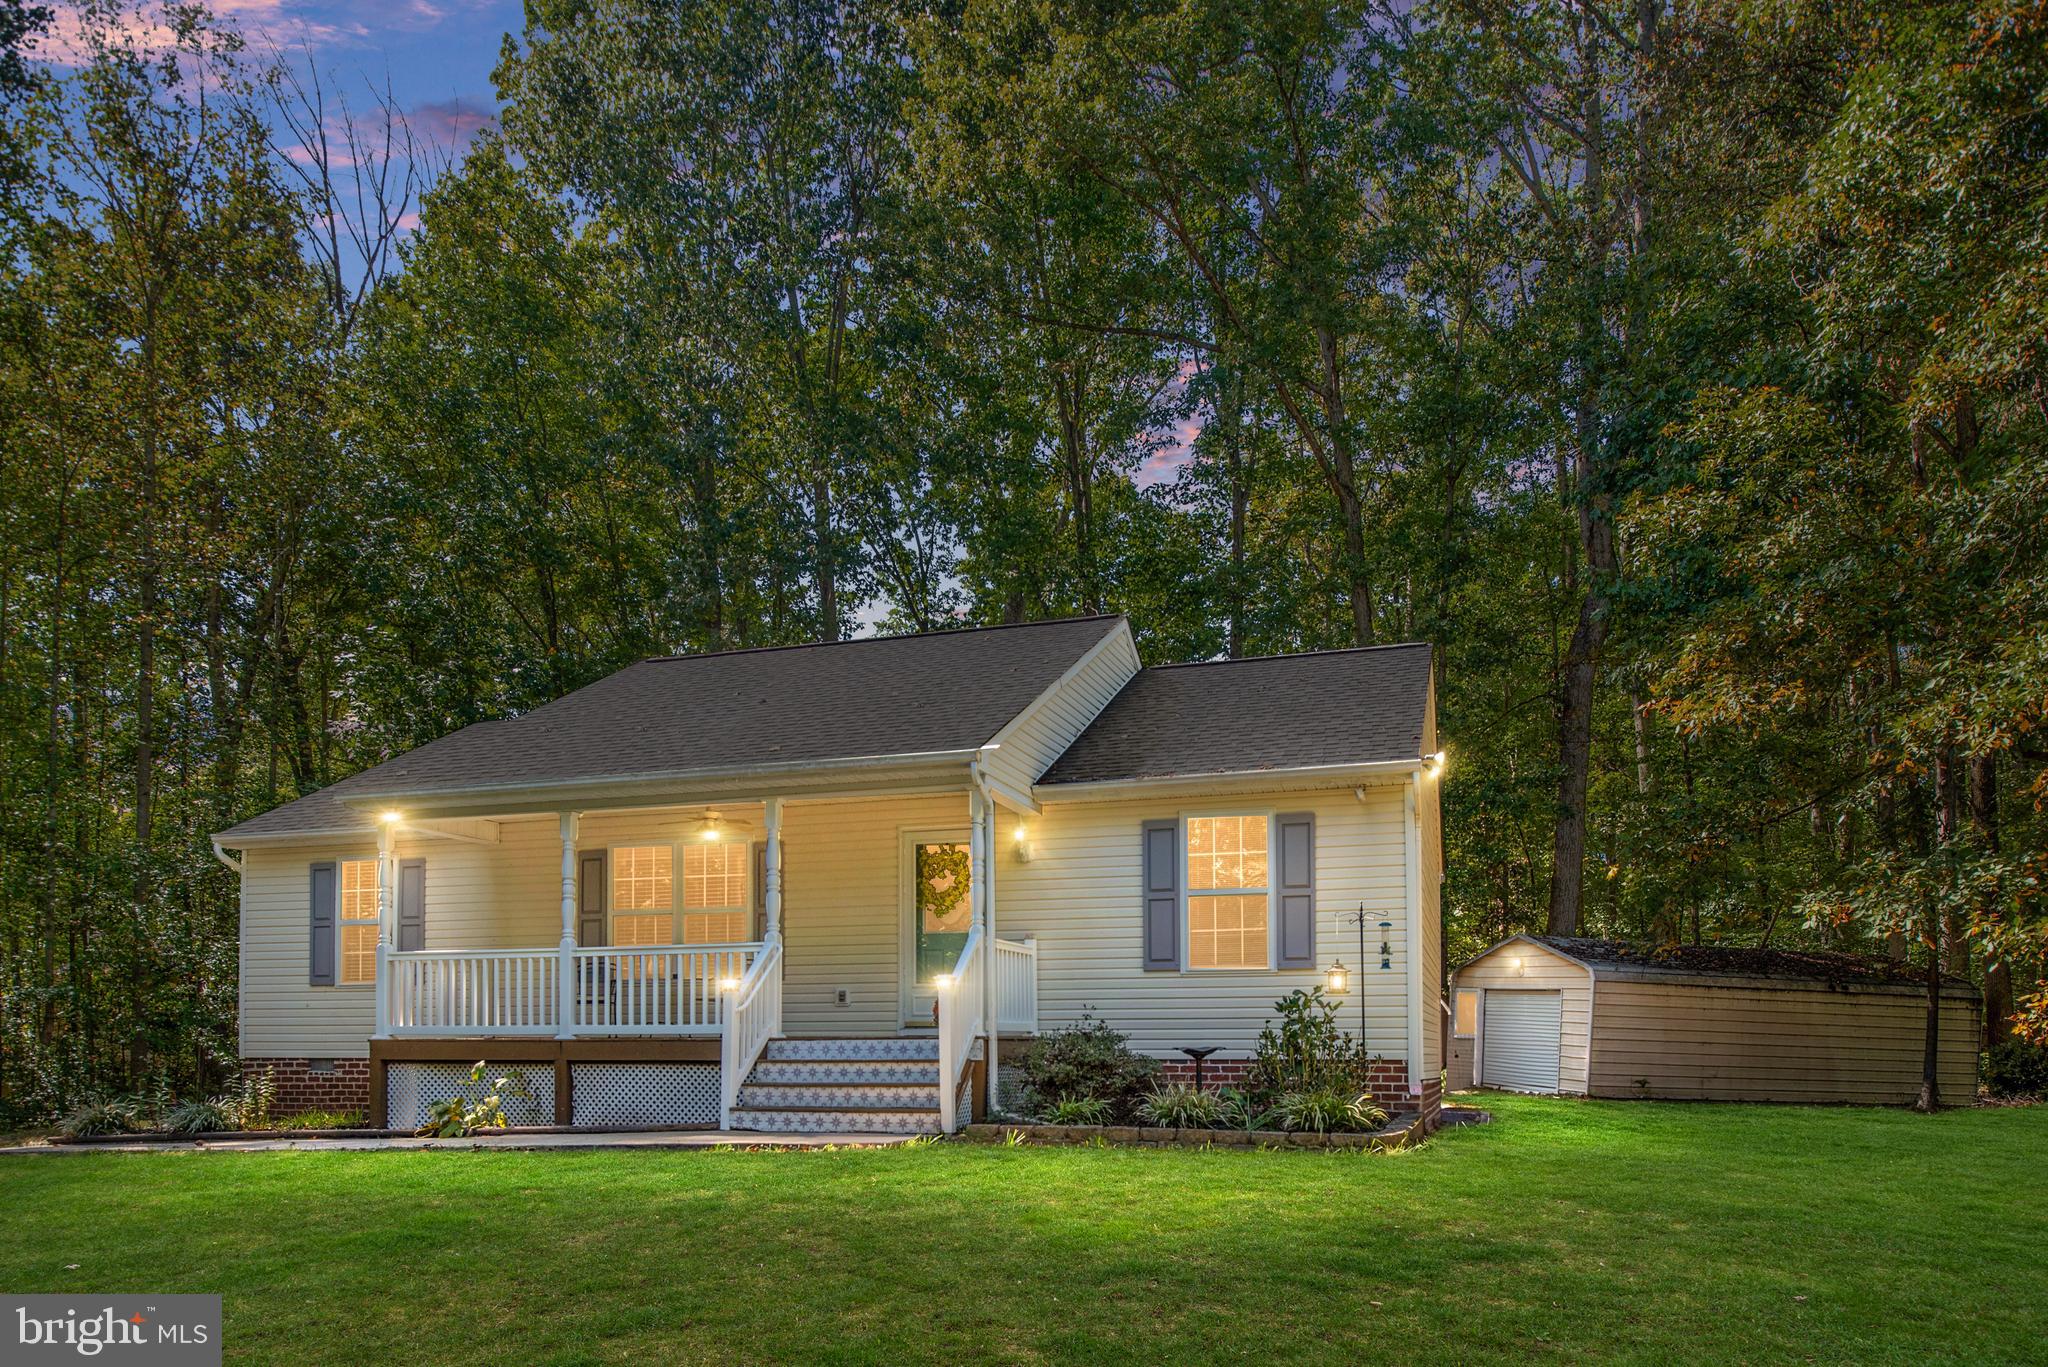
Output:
[336,855,381,988]
[1177,809,1277,973]
[1453,987,1480,1039]
[608,840,754,946]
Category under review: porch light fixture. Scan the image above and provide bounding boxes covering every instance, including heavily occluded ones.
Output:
[379,810,403,825]
[1326,961,1349,995]
[699,812,723,842]
[1012,822,1034,863]
[717,976,740,993]
[933,973,955,991]
[1424,749,1447,777]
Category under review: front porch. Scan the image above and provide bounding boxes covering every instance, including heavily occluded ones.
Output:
[355,789,1037,1134]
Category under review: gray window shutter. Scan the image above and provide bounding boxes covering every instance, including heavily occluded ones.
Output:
[577,850,607,947]
[309,861,337,986]
[1141,819,1181,971]
[397,858,426,952]
[1276,813,1315,969]
[753,841,767,940]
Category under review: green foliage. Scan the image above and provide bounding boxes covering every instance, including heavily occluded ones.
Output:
[58,1095,146,1139]
[162,1099,232,1135]
[1983,1041,2048,1100]
[1248,989,1372,1100]
[1137,1084,1221,1130]
[1274,1089,1388,1136]
[1017,1013,1159,1123]
[1042,1096,1113,1127]
[416,1062,535,1138]
[269,1108,368,1131]
[1212,1087,1279,1135]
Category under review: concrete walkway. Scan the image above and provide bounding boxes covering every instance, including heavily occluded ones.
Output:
[3,1129,922,1154]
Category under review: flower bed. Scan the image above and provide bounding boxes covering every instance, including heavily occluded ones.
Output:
[960,1109,1432,1150]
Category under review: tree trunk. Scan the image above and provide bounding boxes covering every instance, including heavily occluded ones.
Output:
[813,471,836,641]
[1917,942,1942,1112]
[1968,752,2009,1046]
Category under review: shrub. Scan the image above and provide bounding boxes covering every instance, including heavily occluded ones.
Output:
[1248,988,1372,1100]
[163,1099,233,1134]
[59,1095,146,1139]
[417,1061,535,1137]
[1984,1039,2048,1098]
[1275,1088,1388,1135]
[1213,1087,1278,1134]
[1018,1012,1159,1121]
[1138,1083,1221,1129]
[223,1067,277,1131]
[1044,1095,1114,1126]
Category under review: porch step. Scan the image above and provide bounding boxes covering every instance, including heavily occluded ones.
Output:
[726,1106,943,1136]
[726,1036,978,1136]
[747,1059,940,1086]
[736,1081,943,1110]
[761,1037,942,1063]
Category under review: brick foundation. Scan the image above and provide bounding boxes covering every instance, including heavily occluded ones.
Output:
[1157,1056,1426,1115]
[240,1058,370,1116]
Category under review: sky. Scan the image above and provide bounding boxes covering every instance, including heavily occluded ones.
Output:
[47,0,520,157]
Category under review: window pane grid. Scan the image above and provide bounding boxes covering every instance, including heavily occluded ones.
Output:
[338,859,379,984]
[1185,816,1271,971]
[612,846,674,912]
[1187,815,1269,892]
[683,843,746,911]
[613,913,674,947]
[683,911,747,944]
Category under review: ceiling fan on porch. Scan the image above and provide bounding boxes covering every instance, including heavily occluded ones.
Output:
[680,809,729,843]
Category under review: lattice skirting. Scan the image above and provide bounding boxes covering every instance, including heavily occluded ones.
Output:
[386,1062,554,1130]
[571,1063,720,1127]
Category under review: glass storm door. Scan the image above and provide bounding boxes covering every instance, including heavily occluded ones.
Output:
[904,840,971,1027]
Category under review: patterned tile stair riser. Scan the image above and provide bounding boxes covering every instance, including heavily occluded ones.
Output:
[728,1037,980,1135]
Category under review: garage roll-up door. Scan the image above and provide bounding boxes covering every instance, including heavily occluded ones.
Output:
[1483,990,1562,1093]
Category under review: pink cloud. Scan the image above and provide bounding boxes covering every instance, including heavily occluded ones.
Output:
[408,94,495,149]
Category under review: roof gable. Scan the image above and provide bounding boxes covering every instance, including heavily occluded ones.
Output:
[216,616,1128,841]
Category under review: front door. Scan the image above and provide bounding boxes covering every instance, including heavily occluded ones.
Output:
[901,834,972,1028]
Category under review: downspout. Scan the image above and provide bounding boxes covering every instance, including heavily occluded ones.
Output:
[1403,770,1425,1099]
[210,839,243,875]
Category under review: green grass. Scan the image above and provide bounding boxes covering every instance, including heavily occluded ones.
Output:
[1,1095,2042,1364]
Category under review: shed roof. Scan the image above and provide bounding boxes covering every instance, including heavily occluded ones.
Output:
[215,615,1127,841]
[1038,643,1433,786]
[1468,935,1975,993]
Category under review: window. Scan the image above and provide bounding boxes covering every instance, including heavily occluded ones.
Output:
[338,858,379,984]
[1185,815,1270,970]
[1454,988,1479,1038]
[681,842,748,944]
[611,845,674,945]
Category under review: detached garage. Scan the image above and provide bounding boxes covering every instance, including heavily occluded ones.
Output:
[1448,936,1981,1105]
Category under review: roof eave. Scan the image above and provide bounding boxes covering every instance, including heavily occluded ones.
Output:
[1035,755,1424,802]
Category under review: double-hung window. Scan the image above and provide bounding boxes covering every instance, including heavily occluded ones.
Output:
[338,858,380,984]
[681,842,749,943]
[610,845,675,946]
[1185,814,1271,970]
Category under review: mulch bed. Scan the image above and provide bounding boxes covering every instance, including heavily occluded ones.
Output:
[960,1109,1438,1150]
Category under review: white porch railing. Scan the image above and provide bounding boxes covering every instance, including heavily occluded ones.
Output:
[719,938,784,1126]
[383,949,560,1036]
[936,925,985,1133]
[993,936,1037,1035]
[570,943,758,1035]
[381,943,761,1038]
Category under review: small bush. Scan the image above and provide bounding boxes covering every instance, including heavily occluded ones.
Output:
[417,1061,534,1137]
[1138,1083,1221,1129]
[163,1099,233,1134]
[59,1095,146,1139]
[1018,1012,1159,1122]
[1044,1095,1114,1126]
[1249,988,1372,1100]
[1214,1087,1278,1134]
[1984,1039,2048,1098]
[1275,1088,1388,1134]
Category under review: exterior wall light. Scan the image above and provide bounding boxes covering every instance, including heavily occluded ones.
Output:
[1012,822,1034,862]
[1326,961,1349,994]
[717,976,740,993]
[379,810,403,825]
[933,973,955,991]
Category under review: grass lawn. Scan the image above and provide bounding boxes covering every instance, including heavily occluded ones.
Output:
[1,1095,2042,1364]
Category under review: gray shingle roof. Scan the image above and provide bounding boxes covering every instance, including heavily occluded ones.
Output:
[216,616,1126,841]
[1530,936,1975,991]
[1038,643,1433,785]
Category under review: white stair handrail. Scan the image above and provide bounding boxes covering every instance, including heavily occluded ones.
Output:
[936,925,985,1133]
[719,937,784,1127]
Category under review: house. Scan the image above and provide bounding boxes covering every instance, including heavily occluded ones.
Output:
[212,615,1446,1134]
[1449,934,1980,1105]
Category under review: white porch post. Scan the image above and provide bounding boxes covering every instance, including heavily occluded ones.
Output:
[981,791,1000,1117]
[557,811,580,1040]
[763,797,783,943]
[372,817,395,1039]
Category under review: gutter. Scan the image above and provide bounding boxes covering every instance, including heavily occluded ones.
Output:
[1034,756,1426,802]
[209,839,243,874]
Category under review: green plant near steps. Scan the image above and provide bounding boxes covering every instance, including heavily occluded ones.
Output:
[57,1095,146,1139]
[224,1067,277,1131]
[1138,1083,1221,1129]
[1017,1012,1160,1122]
[416,1062,535,1138]
[1043,1095,1113,1126]
[1274,1088,1388,1134]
